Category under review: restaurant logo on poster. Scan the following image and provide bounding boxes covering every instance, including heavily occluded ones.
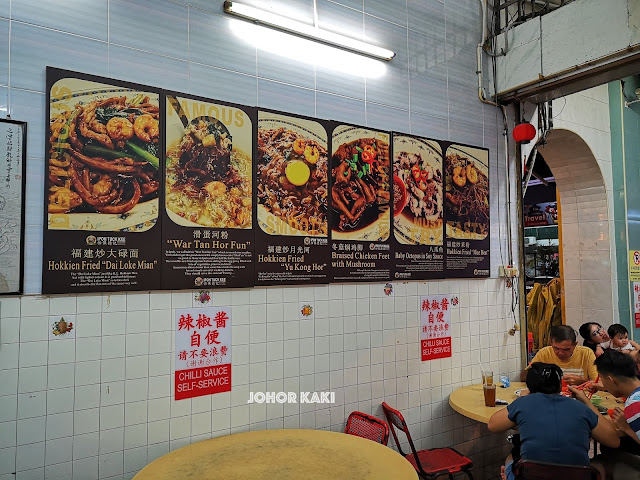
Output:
[175,307,232,400]
[420,295,451,361]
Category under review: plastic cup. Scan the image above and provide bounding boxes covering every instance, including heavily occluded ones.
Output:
[484,384,496,407]
[482,371,494,386]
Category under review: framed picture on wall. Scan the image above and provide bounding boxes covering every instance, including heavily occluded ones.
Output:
[0,118,27,295]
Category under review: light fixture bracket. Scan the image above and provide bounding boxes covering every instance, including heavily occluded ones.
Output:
[223,1,395,61]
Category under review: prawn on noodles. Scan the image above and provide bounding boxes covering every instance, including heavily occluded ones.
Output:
[48,95,160,216]
[444,153,489,238]
[165,120,251,229]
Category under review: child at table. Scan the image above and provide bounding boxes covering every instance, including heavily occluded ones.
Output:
[608,324,640,357]
[488,362,619,480]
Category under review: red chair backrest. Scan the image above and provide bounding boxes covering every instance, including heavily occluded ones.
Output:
[345,411,390,445]
[381,402,422,467]
[514,460,600,480]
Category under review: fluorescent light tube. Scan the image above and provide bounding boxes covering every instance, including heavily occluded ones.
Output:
[223,1,395,61]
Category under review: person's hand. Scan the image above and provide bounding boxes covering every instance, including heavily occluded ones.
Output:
[563,374,582,386]
[611,408,633,435]
[587,381,604,393]
[568,385,589,404]
[595,346,604,357]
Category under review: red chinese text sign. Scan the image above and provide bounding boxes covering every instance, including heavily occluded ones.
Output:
[420,295,451,361]
[175,307,232,400]
[634,283,640,328]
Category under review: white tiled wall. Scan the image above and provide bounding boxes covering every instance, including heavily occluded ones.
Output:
[539,85,617,330]
[0,1,523,479]
[1,281,521,480]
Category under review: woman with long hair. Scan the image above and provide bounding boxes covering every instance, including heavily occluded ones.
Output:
[579,322,610,357]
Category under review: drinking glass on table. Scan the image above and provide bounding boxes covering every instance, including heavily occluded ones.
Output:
[482,371,493,386]
[483,384,496,407]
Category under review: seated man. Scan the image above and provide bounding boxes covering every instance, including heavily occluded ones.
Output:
[592,350,640,479]
[489,362,619,480]
[521,325,598,385]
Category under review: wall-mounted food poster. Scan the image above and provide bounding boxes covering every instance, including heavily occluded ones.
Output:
[330,125,392,282]
[444,143,490,277]
[162,93,254,289]
[392,134,444,280]
[0,119,26,295]
[41,68,494,294]
[43,68,162,293]
[255,111,329,285]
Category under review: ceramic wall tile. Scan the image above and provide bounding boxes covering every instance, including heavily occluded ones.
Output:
[316,92,365,125]
[317,0,364,37]
[108,46,189,92]
[257,79,316,118]
[10,23,109,92]
[0,20,7,87]
[190,13,257,76]
[365,0,407,26]
[257,47,316,90]
[189,63,258,107]
[409,111,448,140]
[110,0,188,59]
[366,103,410,133]
[410,71,448,117]
[12,0,108,41]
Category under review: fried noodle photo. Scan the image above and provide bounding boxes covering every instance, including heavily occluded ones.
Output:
[394,151,442,222]
[444,153,489,238]
[48,95,160,216]
[166,119,251,228]
[257,127,328,235]
[331,138,390,232]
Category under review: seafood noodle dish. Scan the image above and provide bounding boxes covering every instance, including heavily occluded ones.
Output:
[166,119,251,228]
[331,138,390,232]
[445,152,489,239]
[48,95,160,216]
[257,127,328,235]
[394,151,442,222]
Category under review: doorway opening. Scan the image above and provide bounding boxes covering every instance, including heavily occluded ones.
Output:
[524,128,613,355]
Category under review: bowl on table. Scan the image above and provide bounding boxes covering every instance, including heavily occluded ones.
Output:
[590,395,603,406]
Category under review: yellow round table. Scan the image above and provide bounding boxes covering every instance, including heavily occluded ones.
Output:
[133,429,419,480]
[449,382,622,424]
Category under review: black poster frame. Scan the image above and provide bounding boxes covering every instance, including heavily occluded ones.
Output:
[41,67,491,294]
[0,118,27,295]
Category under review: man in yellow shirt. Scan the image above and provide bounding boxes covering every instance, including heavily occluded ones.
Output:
[521,325,598,385]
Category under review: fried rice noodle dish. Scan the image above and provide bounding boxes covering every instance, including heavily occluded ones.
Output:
[257,127,328,235]
[332,138,390,231]
[445,153,489,236]
[48,95,160,215]
[166,120,251,228]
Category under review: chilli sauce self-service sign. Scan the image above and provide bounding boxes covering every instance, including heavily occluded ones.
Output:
[175,307,231,400]
[420,295,451,361]
[634,283,640,328]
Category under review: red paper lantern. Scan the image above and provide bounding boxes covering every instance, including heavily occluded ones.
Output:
[512,123,536,143]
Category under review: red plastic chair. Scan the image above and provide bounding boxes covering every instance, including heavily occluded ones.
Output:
[513,459,601,480]
[382,402,473,480]
[344,411,390,445]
